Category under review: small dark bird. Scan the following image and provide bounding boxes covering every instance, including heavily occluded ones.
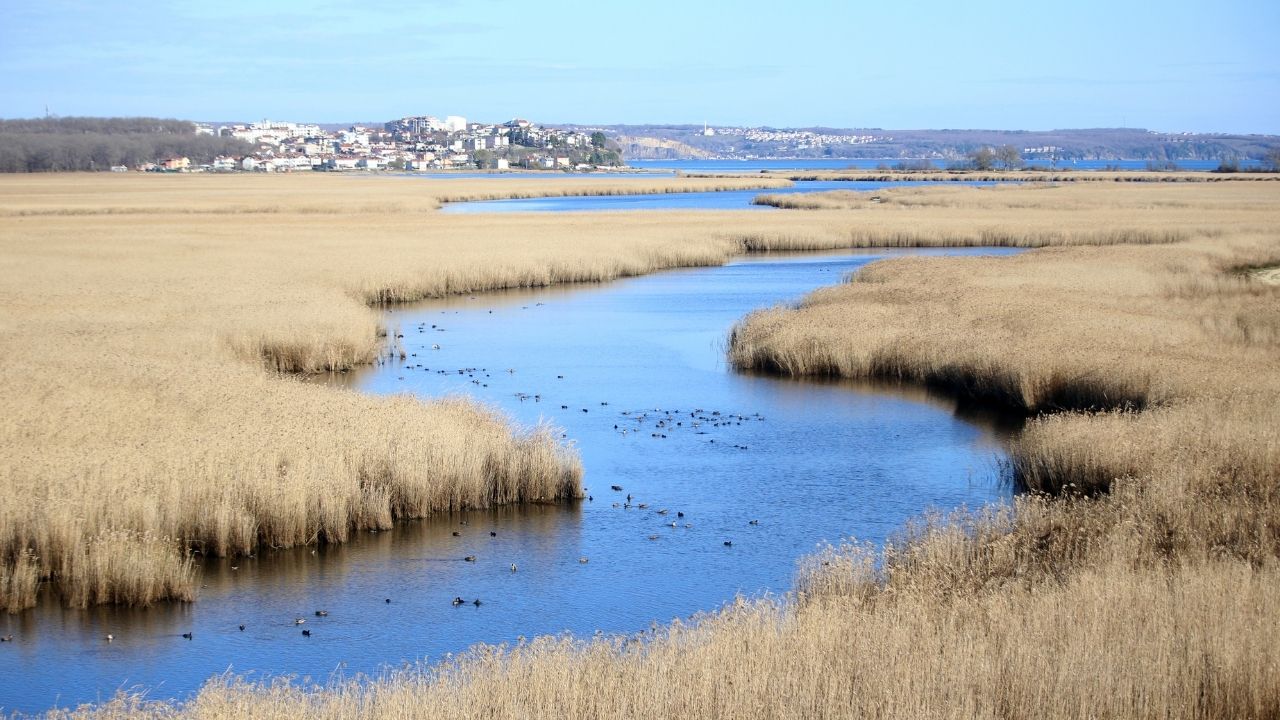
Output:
[302,629,311,637]
[239,624,245,631]
[315,610,328,617]
[723,541,733,547]
[677,512,684,518]
[473,598,482,606]
[452,531,461,537]
[588,495,593,501]
[490,531,497,537]
[611,485,622,491]
[452,597,465,606]
[385,598,391,604]
[511,563,518,572]
[182,632,193,640]
[464,555,476,562]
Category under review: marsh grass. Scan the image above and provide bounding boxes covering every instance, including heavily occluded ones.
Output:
[8,174,1280,719]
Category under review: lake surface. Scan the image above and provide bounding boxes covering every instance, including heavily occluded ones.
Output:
[629,158,1252,172]
[0,248,1020,714]
[441,180,989,213]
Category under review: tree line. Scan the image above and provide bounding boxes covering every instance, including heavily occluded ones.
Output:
[0,117,254,172]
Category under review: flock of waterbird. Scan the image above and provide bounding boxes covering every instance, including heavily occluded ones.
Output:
[2,303,778,648]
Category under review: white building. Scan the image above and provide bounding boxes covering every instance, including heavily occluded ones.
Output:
[445,115,467,132]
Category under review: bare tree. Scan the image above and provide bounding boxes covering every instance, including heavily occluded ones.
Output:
[996,144,1023,169]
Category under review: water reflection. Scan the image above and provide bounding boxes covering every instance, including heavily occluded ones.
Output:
[2,247,1021,713]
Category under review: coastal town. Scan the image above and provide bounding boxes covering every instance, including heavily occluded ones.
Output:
[133,116,623,173]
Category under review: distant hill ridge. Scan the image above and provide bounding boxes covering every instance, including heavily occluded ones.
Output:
[558,124,1280,162]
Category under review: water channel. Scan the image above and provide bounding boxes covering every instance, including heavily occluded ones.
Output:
[1,237,1023,715]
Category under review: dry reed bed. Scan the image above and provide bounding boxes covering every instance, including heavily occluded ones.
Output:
[1,173,805,612]
[25,179,1280,718]
[54,559,1280,719]
[0,175,790,217]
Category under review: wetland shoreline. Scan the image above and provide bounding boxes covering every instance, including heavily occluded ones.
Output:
[3,174,1278,717]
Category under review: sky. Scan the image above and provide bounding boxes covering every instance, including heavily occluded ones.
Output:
[1,0,1277,133]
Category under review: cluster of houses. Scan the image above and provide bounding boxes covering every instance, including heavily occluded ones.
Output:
[141,116,616,173]
[712,126,892,152]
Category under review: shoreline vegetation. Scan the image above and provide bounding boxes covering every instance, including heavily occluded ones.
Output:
[0,173,796,614]
[4,173,1278,717]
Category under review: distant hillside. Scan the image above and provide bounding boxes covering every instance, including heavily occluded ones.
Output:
[613,134,715,160]
[573,125,1280,163]
[0,117,253,172]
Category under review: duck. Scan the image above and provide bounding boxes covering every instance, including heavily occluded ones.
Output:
[463,555,476,562]
[314,610,329,617]
[472,599,482,607]
[510,563,518,572]
[239,624,245,631]
[302,629,312,637]
[490,531,497,537]
[723,541,733,547]
[452,531,461,537]
[182,632,193,640]
[578,557,589,564]
[452,597,465,606]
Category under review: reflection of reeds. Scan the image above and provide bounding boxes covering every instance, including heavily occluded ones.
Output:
[75,543,1280,717]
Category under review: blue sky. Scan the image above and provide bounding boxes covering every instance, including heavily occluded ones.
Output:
[1,0,1277,132]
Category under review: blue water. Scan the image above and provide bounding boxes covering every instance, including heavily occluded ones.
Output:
[441,180,995,213]
[0,248,1019,713]
[629,158,1256,173]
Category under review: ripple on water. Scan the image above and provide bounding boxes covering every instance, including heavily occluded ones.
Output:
[0,247,1023,713]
